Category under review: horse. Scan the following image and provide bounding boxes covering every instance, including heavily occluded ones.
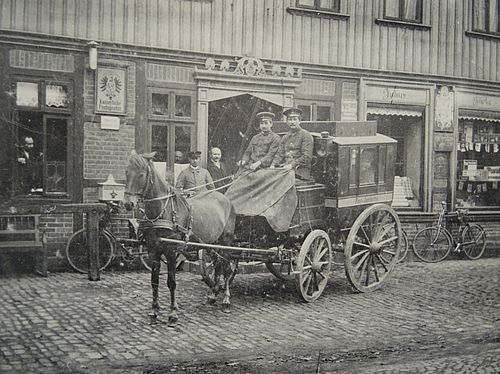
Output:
[123,151,237,324]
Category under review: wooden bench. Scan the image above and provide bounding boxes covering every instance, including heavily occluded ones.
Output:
[0,214,48,276]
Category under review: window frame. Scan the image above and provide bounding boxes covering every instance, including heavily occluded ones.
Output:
[10,78,74,199]
[383,0,423,24]
[148,88,194,122]
[296,0,341,13]
[295,99,335,121]
[472,0,500,35]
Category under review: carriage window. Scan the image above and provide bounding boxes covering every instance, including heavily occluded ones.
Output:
[360,147,377,185]
[378,145,387,184]
[349,148,358,187]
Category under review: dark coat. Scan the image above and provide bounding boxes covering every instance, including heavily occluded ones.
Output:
[207,160,231,193]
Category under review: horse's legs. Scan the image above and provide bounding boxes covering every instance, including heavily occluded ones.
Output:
[150,251,161,323]
[166,251,178,325]
[221,264,232,313]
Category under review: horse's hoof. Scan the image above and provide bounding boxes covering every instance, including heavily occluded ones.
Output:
[152,303,161,312]
[149,312,158,325]
[221,303,231,313]
[207,297,217,306]
[168,315,178,327]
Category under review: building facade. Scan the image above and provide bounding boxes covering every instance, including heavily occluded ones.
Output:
[0,0,499,269]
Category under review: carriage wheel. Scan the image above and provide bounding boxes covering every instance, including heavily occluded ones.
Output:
[344,204,401,293]
[199,249,238,291]
[295,230,332,303]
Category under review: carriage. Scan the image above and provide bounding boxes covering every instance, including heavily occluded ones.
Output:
[124,120,401,323]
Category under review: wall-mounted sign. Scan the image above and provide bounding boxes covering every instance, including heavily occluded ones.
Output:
[100,116,120,130]
[435,86,454,131]
[96,67,126,114]
[457,91,500,110]
[365,85,428,105]
[434,132,454,151]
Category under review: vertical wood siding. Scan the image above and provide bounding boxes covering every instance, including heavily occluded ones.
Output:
[0,0,498,82]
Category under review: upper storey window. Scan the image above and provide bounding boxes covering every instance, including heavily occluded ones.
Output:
[473,0,499,35]
[384,0,423,23]
[297,0,341,12]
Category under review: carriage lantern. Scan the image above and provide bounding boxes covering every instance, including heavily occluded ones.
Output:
[98,174,125,202]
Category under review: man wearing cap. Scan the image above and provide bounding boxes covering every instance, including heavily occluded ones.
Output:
[272,108,313,180]
[175,151,215,196]
[239,111,281,171]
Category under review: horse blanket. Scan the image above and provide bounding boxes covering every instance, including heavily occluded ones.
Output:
[225,168,298,232]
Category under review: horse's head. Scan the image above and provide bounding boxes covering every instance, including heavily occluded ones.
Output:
[123,151,156,211]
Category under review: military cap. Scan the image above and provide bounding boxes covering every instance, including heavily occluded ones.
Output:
[187,151,202,160]
[283,108,303,117]
[256,111,275,121]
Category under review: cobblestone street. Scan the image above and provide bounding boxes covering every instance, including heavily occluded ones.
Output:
[0,258,498,373]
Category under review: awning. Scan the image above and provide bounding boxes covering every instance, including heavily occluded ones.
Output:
[459,109,500,123]
[366,107,422,117]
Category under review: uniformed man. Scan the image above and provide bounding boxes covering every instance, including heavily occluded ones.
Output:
[272,108,313,180]
[239,111,281,171]
[175,151,214,196]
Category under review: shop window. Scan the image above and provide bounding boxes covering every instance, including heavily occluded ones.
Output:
[297,0,340,12]
[151,93,169,116]
[149,90,193,119]
[14,112,70,196]
[174,95,192,117]
[45,85,69,108]
[367,111,424,208]
[473,0,499,34]
[456,118,500,208]
[384,0,422,23]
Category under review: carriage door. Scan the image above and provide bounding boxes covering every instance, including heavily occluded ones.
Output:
[148,88,195,183]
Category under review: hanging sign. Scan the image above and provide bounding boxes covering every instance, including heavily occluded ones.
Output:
[96,67,126,114]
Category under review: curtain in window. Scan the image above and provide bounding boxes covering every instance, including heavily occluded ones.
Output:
[474,0,487,31]
[403,0,418,21]
[385,0,399,18]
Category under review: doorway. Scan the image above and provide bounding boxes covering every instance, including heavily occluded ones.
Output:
[208,94,282,172]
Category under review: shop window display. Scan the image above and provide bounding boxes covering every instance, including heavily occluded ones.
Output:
[456,119,500,208]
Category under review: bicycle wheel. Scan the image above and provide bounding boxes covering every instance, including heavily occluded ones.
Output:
[412,227,452,263]
[139,248,168,274]
[66,229,114,273]
[461,224,486,260]
[397,230,409,263]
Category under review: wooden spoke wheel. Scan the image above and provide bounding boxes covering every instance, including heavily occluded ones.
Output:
[199,249,238,290]
[345,204,401,293]
[295,230,332,303]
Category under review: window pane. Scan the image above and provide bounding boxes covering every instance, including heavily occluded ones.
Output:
[474,0,487,31]
[298,105,312,121]
[174,95,191,117]
[298,0,315,7]
[319,0,339,11]
[151,93,169,116]
[317,106,331,121]
[175,126,192,163]
[402,0,419,21]
[360,147,377,185]
[151,125,169,162]
[16,82,38,107]
[456,119,500,208]
[491,0,499,32]
[385,0,400,18]
[46,85,69,108]
[378,145,387,184]
[349,148,357,187]
[45,118,67,192]
[15,111,43,194]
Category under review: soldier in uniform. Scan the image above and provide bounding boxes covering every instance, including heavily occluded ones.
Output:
[272,108,313,180]
[175,151,214,196]
[239,111,281,171]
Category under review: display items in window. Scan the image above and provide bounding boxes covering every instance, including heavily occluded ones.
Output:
[457,119,500,208]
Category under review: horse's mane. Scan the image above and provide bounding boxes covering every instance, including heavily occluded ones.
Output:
[129,152,149,170]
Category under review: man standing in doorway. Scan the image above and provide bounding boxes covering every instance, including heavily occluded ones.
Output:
[239,111,281,172]
[207,147,232,193]
[272,108,313,180]
[175,151,215,196]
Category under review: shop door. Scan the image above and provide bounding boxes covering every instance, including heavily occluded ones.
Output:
[208,94,281,172]
[367,111,424,208]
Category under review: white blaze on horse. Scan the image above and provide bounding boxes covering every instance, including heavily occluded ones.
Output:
[123,151,236,324]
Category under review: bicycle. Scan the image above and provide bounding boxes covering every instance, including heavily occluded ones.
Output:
[65,201,156,273]
[412,202,486,263]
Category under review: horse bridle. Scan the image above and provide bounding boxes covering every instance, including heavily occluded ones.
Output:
[124,161,153,200]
